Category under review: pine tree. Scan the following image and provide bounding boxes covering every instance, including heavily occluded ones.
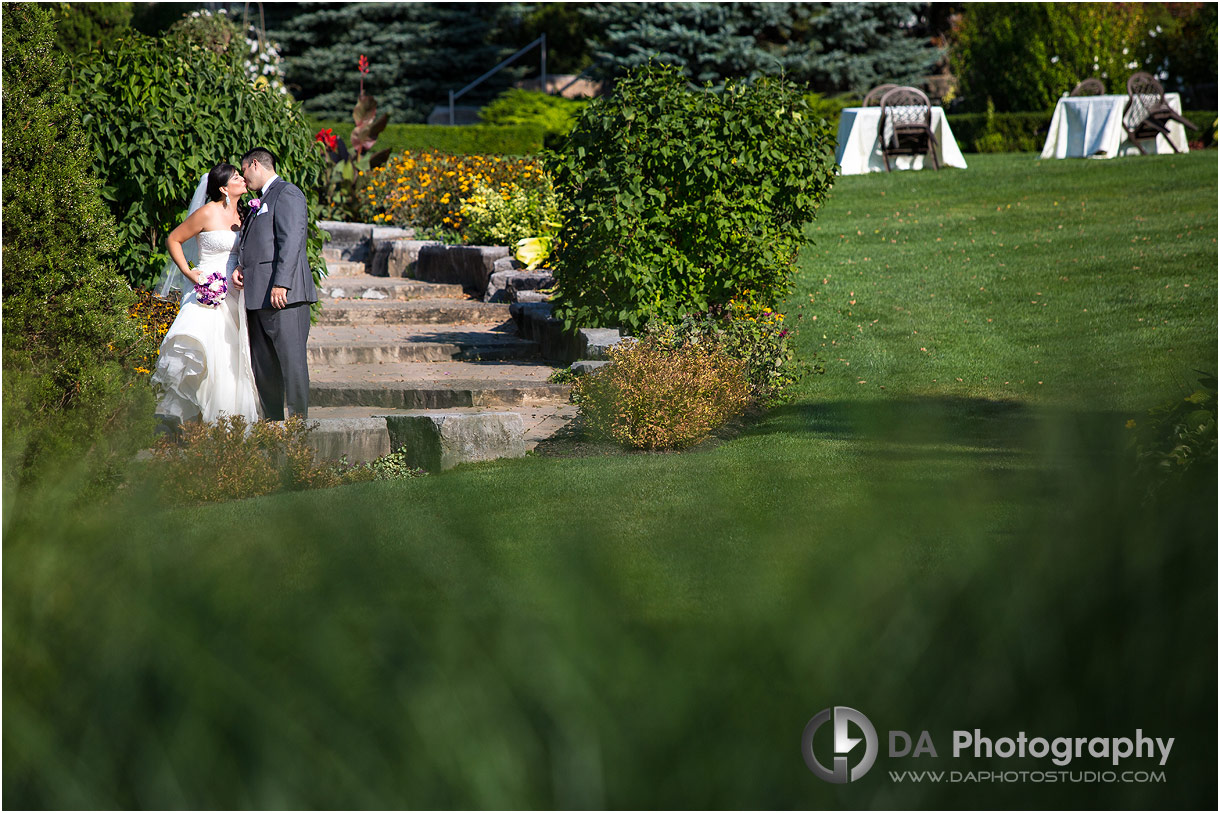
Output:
[581,2,940,92]
[271,2,527,123]
[803,3,943,95]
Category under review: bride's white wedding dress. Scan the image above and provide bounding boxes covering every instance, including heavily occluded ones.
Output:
[152,229,262,424]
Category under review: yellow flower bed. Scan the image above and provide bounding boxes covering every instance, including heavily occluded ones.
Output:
[365,150,549,235]
[127,290,180,375]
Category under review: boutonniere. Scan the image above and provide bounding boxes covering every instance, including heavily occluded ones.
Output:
[248,198,261,211]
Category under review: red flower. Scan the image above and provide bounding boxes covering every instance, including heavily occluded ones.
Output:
[315,127,338,151]
[358,54,369,74]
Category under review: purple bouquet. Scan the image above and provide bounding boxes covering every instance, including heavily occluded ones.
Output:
[194,270,228,308]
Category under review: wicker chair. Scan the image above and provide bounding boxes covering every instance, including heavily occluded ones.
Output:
[1069,78,1105,96]
[876,86,940,172]
[862,83,898,107]
[1123,72,1199,154]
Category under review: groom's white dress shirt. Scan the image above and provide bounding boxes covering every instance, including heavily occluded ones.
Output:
[260,173,280,196]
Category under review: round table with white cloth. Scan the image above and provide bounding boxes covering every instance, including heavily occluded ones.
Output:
[834,106,969,175]
[1039,93,1188,159]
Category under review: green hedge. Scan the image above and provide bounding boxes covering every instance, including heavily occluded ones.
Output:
[308,119,545,155]
[945,109,1219,154]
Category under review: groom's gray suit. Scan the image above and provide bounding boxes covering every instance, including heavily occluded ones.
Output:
[237,175,317,420]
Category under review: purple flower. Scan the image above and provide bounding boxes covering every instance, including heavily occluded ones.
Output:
[249,198,261,210]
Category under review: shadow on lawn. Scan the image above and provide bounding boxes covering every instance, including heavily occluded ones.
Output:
[752,395,1132,453]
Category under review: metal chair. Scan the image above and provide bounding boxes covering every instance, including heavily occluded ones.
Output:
[1123,72,1199,154]
[862,83,898,107]
[1069,78,1105,96]
[877,86,940,172]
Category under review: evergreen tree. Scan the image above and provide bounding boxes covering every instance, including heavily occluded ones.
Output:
[271,2,527,123]
[582,3,816,86]
[581,2,940,92]
[2,3,155,484]
[803,3,944,94]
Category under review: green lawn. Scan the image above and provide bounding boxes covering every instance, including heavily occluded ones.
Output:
[5,152,1216,810]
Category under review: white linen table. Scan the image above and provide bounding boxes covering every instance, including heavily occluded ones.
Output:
[834,106,968,175]
[1039,93,1188,159]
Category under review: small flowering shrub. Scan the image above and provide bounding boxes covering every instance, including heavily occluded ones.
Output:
[149,415,371,503]
[663,300,816,408]
[365,150,549,236]
[573,334,750,450]
[459,177,560,247]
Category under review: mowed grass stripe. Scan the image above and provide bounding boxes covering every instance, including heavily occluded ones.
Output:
[796,151,1217,408]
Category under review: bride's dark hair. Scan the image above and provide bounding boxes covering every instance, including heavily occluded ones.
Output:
[205,163,241,203]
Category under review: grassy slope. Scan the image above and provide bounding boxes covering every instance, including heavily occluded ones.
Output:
[4,153,1217,810]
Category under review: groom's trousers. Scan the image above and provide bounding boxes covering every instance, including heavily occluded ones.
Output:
[248,303,311,420]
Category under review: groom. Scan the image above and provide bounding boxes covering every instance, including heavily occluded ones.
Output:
[234,147,317,420]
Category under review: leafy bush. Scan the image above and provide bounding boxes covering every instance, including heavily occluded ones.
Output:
[68,33,328,289]
[1128,372,1218,502]
[148,415,377,503]
[547,63,837,333]
[365,150,549,236]
[478,88,587,147]
[2,3,156,486]
[573,334,750,450]
[459,177,560,247]
[951,103,1051,154]
[309,119,545,156]
[661,301,815,408]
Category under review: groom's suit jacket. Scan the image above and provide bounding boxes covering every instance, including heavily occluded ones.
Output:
[238,177,318,309]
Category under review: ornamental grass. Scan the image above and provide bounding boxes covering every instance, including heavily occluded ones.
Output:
[364,150,549,235]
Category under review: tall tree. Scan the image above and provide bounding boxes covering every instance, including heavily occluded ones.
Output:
[951,3,1161,112]
[271,2,527,123]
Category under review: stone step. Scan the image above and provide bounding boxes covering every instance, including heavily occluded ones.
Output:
[323,260,368,277]
[306,404,576,462]
[319,276,465,302]
[309,360,569,409]
[317,299,511,326]
[308,325,539,365]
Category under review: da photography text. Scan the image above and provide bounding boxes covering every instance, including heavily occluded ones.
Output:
[802,706,1174,785]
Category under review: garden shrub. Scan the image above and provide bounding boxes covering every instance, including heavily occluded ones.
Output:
[148,415,384,503]
[661,300,816,408]
[573,334,750,450]
[308,119,545,156]
[365,150,549,237]
[459,177,560,248]
[478,88,587,147]
[946,108,1052,154]
[2,3,156,485]
[68,32,327,289]
[547,62,837,333]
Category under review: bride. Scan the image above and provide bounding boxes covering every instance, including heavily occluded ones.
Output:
[152,163,262,425]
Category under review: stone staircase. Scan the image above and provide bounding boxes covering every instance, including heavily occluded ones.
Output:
[307,236,576,468]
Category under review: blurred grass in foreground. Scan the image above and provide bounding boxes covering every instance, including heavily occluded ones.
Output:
[5,150,1215,809]
[4,399,1215,809]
